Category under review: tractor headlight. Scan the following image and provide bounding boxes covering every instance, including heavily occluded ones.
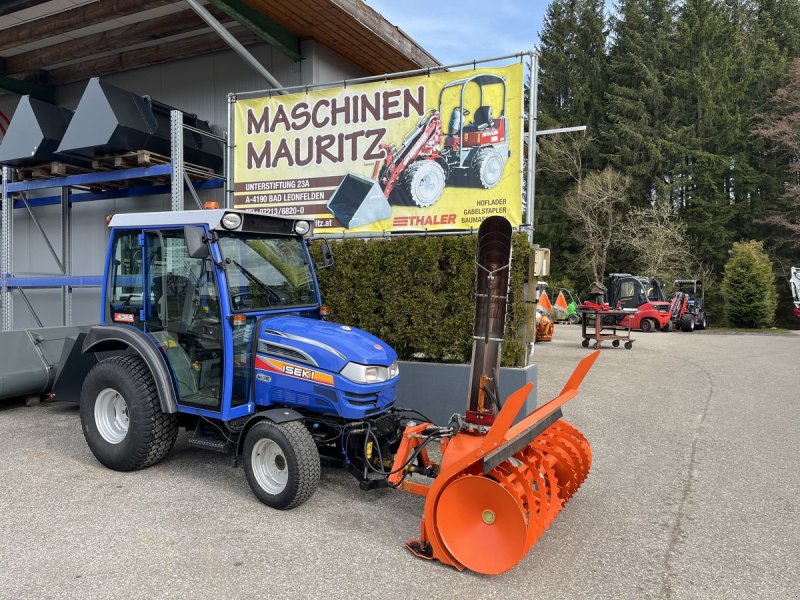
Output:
[294,220,311,236]
[221,212,243,230]
[341,361,399,384]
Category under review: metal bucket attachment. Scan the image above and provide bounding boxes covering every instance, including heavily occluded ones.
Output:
[326,173,392,229]
[56,78,223,170]
[0,96,79,167]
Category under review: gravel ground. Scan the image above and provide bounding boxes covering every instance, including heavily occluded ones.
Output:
[0,325,798,600]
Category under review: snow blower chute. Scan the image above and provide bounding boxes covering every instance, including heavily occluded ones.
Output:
[388,216,598,574]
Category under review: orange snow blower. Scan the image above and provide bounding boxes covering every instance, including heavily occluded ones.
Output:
[388,216,598,574]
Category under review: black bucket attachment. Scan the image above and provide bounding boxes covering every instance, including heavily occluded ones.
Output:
[326,173,391,229]
[0,96,82,167]
[56,78,223,170]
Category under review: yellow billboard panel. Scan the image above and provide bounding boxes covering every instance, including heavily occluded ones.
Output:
[233,63,524,234]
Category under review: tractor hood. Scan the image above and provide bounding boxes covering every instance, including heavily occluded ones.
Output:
[258,316,397,373]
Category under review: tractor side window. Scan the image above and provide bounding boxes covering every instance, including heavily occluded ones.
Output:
[145,229,223,410]
[107,231,144,326]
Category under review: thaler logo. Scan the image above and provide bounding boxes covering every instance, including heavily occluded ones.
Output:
[393,214,456,227]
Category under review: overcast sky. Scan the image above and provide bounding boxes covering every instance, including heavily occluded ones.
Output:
[365,1,615,66]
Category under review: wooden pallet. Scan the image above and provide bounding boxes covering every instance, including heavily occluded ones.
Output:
[16,161,94,181]
[92,150,216,180]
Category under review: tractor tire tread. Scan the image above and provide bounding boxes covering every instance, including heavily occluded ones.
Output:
[279,421,321,509]
[81,355,178,471]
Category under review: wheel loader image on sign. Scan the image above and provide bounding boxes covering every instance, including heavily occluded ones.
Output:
[3,212,597,575]
[372,73,510,208]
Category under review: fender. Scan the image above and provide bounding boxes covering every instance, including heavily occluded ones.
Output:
[82,324,179,414]
[235,408,305,457]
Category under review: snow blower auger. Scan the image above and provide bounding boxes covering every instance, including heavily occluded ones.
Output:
[387,216,599,575]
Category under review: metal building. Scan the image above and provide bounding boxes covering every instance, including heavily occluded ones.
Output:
[0,0,438,330]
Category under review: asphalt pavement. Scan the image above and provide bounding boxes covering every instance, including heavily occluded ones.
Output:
[0,325,798,599]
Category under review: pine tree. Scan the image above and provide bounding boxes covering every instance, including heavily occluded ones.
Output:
[535,0,609,283]
[722,240,778,327]
[602,0,676,201]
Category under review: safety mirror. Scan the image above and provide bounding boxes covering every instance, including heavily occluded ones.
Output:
[318,239,334,270]
[184,225,209,259]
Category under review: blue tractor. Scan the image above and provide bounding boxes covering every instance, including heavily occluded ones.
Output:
[79,209,403,509]
[1,211,600,574]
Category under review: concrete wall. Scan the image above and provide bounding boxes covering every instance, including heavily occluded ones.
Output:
[396,362,538,425]
[2,42,367,329]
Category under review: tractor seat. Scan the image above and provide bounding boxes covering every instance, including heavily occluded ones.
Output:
[470,106,494,130]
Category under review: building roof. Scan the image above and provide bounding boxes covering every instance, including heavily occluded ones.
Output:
[0,0,439,101]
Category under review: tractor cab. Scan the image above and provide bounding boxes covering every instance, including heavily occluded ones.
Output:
[439,73,509,188]
[103,209,396,424]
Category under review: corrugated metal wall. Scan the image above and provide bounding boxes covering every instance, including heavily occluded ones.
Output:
[2,42,366,329]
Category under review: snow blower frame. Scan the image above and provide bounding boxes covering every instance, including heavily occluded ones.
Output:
[384,216,598,574]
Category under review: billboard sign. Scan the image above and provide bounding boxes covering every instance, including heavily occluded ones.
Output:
[232,63,524,234]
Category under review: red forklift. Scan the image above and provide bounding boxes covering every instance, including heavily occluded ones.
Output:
[606,273,672,332]
[375,73,510,207]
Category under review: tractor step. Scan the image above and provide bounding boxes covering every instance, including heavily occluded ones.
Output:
[188,434,230,453]
[189,422,232,453]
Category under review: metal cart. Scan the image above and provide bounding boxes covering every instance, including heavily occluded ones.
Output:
[578,307,635,349]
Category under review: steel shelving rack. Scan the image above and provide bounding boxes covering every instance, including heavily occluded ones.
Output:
[0,111,226,331]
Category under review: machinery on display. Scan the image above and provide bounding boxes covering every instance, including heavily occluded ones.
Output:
[375,73,509,207]
[0,213,597,575]
[791,267,800,319]
[553,288,582,324]
[606,273,672,332]
[670,280,708,332]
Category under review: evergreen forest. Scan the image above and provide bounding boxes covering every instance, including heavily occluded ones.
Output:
[535,0,800,325]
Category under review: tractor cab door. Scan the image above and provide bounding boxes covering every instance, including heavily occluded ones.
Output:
[143,229,224,410]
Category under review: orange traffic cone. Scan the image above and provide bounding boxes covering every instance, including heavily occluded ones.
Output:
[538,292,553,314]
[554,291,569,317]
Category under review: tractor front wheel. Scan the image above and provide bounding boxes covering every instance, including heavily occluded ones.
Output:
[680,313,695,332]
[568,313,582,325]
[243,420,320,510]
[80,355,178,472]
[402,160,446,207]
[471,147,505,189]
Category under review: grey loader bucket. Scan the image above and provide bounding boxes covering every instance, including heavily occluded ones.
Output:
[0,326,94,402]
[0,96,80,167]
[57,78,223,170]
[326,174,391,229]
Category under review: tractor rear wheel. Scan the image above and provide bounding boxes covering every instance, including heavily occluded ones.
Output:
[568,313,582,325]
[80,355,178,472]
[639,318,655,333]
[402,160,446,207]
[471,147,505,188]
[680,313,695,332]
[243,420,320,510]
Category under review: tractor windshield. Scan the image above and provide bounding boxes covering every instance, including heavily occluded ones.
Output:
[217,233,317,312]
